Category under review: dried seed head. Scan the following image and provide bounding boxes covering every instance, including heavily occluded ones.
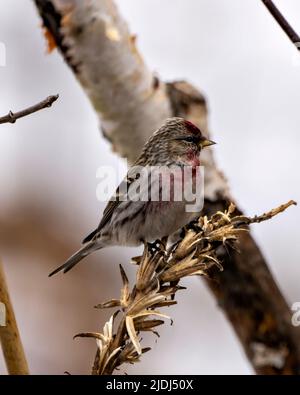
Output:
[80,201,295,374]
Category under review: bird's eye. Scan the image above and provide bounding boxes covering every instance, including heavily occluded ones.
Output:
[184,137,195,143]
[183,136,199,144]
[174,135,200,144]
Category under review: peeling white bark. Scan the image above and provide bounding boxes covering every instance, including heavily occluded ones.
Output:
[53,0,170,156]
[47,0,228,199]
[251,342,288,370]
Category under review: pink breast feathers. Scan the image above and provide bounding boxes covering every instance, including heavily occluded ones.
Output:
[186,149,200,168]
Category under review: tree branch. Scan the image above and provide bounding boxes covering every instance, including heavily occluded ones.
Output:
[0,94,59,125]
[0,261,29,374]
[261,0,300,50]
[34,0,226,201]
[35,0,171,161]
[34,0,300,374]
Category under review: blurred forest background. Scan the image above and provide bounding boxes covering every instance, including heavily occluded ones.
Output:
[0,0,300,374]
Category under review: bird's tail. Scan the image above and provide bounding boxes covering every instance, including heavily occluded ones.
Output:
[49,240,100,277]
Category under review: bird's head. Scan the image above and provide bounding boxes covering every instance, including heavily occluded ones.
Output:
[143,117,216,165]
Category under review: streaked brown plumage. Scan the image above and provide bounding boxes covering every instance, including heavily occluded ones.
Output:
[49,117,215,276]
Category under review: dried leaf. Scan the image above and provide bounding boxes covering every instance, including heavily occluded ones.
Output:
[128,292,165,315]
[101,346,122,372]
[94,299,121,309]
[126,316,141,355]
[133,309,171,321]
[73,332,106,342]
[119,264,130,305]
[134,319,164,331]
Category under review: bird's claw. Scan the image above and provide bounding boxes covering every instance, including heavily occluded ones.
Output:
[146,239,165,254]
[186,221,203,233]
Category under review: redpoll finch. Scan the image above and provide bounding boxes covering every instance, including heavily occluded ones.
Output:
[49,117,215,276]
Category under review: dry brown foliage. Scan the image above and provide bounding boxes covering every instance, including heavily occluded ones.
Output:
[73,201,296,375]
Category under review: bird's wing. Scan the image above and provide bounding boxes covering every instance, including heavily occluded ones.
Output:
[82,171,139,244]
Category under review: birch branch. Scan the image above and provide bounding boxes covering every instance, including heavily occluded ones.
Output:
[34,0,300,374]
[35,0,171,160]
[0,261,29,374]
[34,0,227,201]
[0,95,58,124]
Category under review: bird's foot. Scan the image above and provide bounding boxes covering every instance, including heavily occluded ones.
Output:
[146,239,166,254]
[185,220,203,234]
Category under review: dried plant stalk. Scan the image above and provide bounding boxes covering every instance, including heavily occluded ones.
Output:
[73,201,296,375]
[0,261,29,374]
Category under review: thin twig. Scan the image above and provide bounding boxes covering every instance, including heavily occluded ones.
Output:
[0,260,29,374]
[245,200,296,224]
[261,0,300,50]
[0,94,59,125]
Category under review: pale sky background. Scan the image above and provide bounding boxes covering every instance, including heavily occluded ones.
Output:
[0,0,299,375]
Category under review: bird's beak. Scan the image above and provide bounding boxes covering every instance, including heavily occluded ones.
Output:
[199,137,216,149]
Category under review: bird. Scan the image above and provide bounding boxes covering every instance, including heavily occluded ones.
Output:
[49,117,216,276]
